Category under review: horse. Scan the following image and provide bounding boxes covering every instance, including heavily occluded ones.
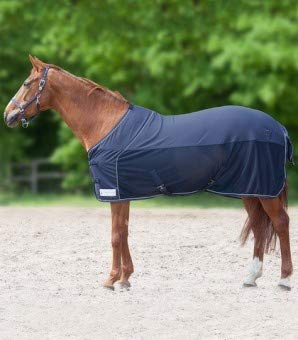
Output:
[3,56,294,291]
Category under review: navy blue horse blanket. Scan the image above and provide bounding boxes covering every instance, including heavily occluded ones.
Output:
[88,105,293,202]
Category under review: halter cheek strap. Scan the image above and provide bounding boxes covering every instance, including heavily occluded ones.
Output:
[10,66,50,128]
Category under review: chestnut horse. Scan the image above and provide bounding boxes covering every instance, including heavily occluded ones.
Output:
[3,56,293,290]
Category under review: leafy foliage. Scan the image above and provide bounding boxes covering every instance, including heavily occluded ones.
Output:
[0,0,297,191]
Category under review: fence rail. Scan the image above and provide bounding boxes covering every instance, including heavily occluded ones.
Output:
[10,158,65,193]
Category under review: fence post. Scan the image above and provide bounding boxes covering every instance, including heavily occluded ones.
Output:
[31,160,38,194]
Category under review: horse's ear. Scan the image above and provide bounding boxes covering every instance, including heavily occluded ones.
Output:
[28,55,45,71]
[29,54,36,68]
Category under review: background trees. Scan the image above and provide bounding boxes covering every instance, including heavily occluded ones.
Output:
[1,0,297,192]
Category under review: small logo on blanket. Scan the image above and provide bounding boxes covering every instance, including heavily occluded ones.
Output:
[100,189,117,197]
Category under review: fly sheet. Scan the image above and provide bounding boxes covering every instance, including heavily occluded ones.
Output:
[88,104,294,202]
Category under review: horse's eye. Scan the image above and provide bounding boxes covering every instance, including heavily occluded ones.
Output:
[23,81,30,88]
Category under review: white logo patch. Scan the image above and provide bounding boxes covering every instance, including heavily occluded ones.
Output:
[100,189,117,197]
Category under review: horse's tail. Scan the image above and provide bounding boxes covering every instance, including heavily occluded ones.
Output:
[240,183,288,253]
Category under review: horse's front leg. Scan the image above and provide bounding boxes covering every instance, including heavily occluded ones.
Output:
[103,201,130,290]
[119,202,134,289]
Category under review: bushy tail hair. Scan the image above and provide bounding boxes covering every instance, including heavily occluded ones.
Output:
[240,183,288,253]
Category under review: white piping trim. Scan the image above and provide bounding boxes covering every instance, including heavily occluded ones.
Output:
[206,185,285,198]
[115,111,155,200]
[98,193,163,202]
[98,182,287,202]
[170,189,200,195]
[97,189,206,202]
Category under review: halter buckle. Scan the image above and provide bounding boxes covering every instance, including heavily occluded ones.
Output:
[21,118,29,128]
[39,79,45,90]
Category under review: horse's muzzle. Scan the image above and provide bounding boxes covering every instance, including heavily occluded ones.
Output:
[4,109,19,128]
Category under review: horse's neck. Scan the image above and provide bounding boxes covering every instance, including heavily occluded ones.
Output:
[49,70,129,150]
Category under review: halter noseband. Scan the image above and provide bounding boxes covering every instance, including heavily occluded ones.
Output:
[10,66,50,128]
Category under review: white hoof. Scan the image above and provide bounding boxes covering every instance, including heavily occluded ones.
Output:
[278,277,291,291]
[243,257,262,287]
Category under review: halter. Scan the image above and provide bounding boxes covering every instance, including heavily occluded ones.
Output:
[10,66,50,128]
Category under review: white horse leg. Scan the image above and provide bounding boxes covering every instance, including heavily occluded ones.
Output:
[242,198,264,287]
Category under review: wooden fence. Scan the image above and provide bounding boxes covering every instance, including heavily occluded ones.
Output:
[10,158,65,193]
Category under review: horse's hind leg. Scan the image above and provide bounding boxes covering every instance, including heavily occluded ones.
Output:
[241,198,265,287]
[260,197,293,290]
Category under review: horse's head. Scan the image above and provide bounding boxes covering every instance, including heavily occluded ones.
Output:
[4,55,52,128]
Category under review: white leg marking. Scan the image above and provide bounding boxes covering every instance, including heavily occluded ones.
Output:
[243,257,263,287]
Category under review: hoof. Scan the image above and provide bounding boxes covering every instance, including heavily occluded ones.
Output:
[117,280,131,290]
[243,282,257,288]
[278,277,291,291]
[103,282,115,291]
[278,284,291,291]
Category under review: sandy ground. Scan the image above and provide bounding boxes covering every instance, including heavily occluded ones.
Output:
[0,206,297,340]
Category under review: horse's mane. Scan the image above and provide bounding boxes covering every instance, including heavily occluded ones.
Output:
[42,62,128,104]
